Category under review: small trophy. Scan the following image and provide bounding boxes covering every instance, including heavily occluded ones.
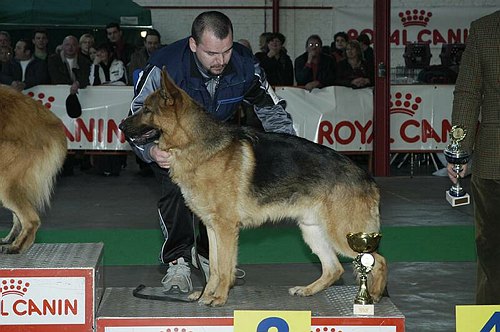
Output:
[444,125,470,207]
[346,232,382,315]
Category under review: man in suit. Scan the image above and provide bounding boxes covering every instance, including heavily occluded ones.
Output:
[447,10,500,305]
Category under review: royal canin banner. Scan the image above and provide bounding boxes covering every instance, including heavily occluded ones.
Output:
[276,85,453,152]
[25,84,454,152]
[332,6,499,66]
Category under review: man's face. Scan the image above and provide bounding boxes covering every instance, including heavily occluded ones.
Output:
[144,35,160,54]
[14,41,30,61]
[106,27,122,43]
[62,37,79,58]
[306,38,322,56]
[33,32,48,50]
[0,34,10,47]
[189,30,233,76]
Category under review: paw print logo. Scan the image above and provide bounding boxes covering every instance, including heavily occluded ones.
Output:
[163,328,192,332]
[390,92,422,116]
[1,279,31,297]
[27,91,56,110]
[399,9,432,27]
[311,327,342,332]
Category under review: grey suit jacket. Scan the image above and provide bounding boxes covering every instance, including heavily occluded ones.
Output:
[452,10,500,179]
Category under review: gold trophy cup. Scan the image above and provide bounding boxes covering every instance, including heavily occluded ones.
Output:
[444,125,470,207]
[346,232,382,315]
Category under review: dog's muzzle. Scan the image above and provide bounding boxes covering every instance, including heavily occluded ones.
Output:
[119,118,161,146]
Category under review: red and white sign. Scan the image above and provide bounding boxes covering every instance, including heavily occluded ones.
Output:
[97,317,403,331]
[0,269,95,332]
[277,85,454,152]
[25,84,455,153]
[332,6,499,66]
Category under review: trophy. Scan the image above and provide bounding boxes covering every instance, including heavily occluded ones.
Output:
[346,232,382,315]
[444,125,470,207]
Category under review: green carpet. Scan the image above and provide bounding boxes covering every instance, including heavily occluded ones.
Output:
[2,225,475,266]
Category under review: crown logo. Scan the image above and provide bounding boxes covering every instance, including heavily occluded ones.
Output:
[390,92,422,116]
[27,91,56,110]
[1,279,31,297]
[399,9,432,27]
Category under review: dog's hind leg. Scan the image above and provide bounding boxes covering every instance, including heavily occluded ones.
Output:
[0,213,22,245]
[0,188,40,254]
[199,221,238,307]
[289,223,344,297]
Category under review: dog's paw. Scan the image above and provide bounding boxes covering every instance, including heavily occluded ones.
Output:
[0,244,19,254]
[188,291,202,302]
[198,293,228,307]
[288,286,313,297]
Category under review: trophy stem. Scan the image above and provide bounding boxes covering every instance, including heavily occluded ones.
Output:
[354,274,373,305]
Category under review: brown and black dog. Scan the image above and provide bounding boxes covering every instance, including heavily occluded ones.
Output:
[0,87,67,254]
[120,70,387,307]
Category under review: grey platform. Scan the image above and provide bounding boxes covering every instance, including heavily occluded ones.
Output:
[0,153,476,332]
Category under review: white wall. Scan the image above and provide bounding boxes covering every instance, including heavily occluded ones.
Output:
[134,0,499,67]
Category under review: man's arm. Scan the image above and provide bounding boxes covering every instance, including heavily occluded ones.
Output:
[128,65,163,162]
[243,64,296,135]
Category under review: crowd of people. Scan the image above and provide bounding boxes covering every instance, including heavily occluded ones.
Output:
[0,25,163,91]
[0,26,376,95]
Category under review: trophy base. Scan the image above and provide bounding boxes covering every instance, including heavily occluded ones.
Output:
[446,191,470,207]
[353,303,374,315]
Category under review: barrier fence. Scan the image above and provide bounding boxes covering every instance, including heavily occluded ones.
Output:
[24,84,455,152]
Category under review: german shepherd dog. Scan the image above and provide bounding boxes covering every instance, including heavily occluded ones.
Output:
[0,87,67,254]
[120,70,387,307]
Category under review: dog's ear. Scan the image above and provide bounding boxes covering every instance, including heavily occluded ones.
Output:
[159,67,177,106]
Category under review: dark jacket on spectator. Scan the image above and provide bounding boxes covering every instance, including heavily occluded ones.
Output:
[0,57,49,89]
[48,53,91,87]
[255,50,294,86]
[294,52,336,87]
[335,59,374,87]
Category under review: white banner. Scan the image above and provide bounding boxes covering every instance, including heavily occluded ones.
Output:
[25,85,132,151]
[25,84,454,152]
[277,85,454,152]
[333,6,499,66]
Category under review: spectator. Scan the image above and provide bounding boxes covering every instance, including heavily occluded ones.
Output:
[446,10,500,305]
[32,28,50,61]
[48,35,91,94]
[79,33,95,62]
[127,29,161,85]
[335,40,373,89]
[90,43,127,86]
[258,32,273,53]
[0,45,12,72]
[255,32,293,86]
[105,22,135,65]
[48,35,92,176]
[0,31,11,48]
[294,34,336,91]
[331,31,348,63]
[89,43,127,176]
[237,38,252,52]
[0,38,48,91]
[357,33,374,67]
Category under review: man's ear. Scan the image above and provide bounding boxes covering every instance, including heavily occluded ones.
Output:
[188,37,197,53]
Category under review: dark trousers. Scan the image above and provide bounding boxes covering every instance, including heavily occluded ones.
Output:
[151,163,209,264]
[471,175,500,304]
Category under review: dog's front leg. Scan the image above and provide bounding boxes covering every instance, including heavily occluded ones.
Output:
[0,214,21,245]
[199,222,238,307]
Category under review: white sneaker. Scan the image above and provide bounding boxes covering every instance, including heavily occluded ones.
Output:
[191,247,210,281]
[190,247,246,281]
[161,257,192,293]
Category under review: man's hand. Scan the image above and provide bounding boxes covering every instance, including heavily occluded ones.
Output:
[447,163,467,184]
[304,80,321,91]
[70,81,80,95]
[150,145,172,168]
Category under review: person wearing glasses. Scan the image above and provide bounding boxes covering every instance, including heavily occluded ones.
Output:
[294,34,336,91]
[129,11,295,295]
